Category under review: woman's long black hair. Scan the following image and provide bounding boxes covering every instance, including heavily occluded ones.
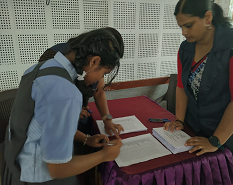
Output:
[174,0,232,28]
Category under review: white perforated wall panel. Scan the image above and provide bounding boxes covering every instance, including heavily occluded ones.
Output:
[161,33,181,57]
[0,35,16,65]
[139,3,160,29]
[121,34,136,59]
[138,33,159,58]
[84,0,109,29]
[13,0,46,30]
[163,4,179,30]
[0,0,230,92]
[137,61,158,79]
[54,34,79,44]
[113,1,136,29]
[160,59,177,77]
[113,63,135,82]
[18,34,49,65]
[51,0,80,29]
[0,0,11,30]
[0,70,19,92]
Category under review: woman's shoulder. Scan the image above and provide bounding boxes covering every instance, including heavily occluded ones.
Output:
[179,40,195,53]
[216,25,233,44]
[230,47,233,58]
[222,26,233,33]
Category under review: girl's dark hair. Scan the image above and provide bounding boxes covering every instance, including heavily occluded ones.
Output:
[38,27,124,107]
[68,28,122,75]
[174,0,231,28]
[39,49,56,62]
[39,27,124,66]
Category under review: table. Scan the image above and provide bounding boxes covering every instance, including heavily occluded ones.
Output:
[88,96,233,185]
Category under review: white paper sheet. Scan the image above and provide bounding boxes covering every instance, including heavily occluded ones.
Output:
[152,127,193,154]
[115,133,171,167]
[96,115,147,136]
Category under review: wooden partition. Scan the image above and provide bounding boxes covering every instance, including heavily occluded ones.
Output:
[105,77,170,91]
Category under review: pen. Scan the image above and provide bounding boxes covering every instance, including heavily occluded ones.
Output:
[99,139,116,146]
[87,110,93,113]
[104,142,116,146]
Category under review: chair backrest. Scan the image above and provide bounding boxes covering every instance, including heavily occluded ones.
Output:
[162,74,177,115]
[0,89,18,144]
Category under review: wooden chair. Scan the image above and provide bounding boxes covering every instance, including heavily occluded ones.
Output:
[0,88,18,181]
[0,88,18,143]
[156,74,177,115]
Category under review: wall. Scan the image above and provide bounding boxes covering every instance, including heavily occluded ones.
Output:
[0,0,231,93]
[0,0,182,92]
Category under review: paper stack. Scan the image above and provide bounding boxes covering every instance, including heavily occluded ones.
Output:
[152,127,193,154]
[96,115,147,136]
[115,133,171,167]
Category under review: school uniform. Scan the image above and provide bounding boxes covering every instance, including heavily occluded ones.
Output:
[45,43,99,132]
[2,52,81,184]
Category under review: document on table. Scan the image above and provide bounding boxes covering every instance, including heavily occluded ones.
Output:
[115,133,171,167]
[96,115,147,136]
[152,127,193,154]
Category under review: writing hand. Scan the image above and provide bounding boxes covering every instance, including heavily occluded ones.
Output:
[86,134,109,148]
[102,139,122,161]
[79,106,90,119]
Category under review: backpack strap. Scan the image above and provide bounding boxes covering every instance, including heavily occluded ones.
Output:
[36,67,74,84]
[32,60,74,84]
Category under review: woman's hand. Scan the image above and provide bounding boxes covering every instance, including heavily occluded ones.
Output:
[86,134,109,148]
[185,136,218,156]
[163,120,184,132]
[101,139,122,161]
[104,120,124,138]
[80,106,90,119]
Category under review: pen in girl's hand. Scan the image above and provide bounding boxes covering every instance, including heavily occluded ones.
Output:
[87,110,93,113]
[104,142,116,146]
[99,139,116,146]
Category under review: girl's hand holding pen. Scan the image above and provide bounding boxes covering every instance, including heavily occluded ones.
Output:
[79,106,90,119]
[101,138,122,162]
[86,134,109,147]
[99,139,116,146]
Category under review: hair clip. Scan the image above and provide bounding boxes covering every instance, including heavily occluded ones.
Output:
[77,71,87,81]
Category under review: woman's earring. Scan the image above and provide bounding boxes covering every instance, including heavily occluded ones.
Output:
[206,21,212,30]
[77,71,87,81]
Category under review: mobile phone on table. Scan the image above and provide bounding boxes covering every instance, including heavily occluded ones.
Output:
[149,118,170,122]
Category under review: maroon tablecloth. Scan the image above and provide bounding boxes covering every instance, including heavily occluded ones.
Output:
[88,96,233,184]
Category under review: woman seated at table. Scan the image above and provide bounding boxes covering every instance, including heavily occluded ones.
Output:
[39,27,124,138]
[163,0,233,156]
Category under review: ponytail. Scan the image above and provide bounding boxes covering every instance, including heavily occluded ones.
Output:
[212,3,231,28]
